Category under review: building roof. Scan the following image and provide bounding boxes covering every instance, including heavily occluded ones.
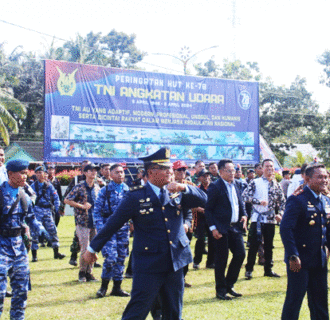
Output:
[5,141,44,163]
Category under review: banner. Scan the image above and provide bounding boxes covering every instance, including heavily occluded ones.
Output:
[259,135,282,170]
[44,60,259,164]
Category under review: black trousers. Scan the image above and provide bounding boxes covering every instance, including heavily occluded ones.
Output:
[214,226,245,294]
[183,231,192,277]
[122,269,184,320]
[282,264,329,320]
[245,222,275,273]
[194,214,214,266]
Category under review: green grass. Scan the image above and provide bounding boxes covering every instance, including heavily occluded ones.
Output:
[2,217,314,319]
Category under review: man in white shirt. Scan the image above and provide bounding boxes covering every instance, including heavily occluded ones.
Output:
[287,164,308,197]
[242,159,286,279]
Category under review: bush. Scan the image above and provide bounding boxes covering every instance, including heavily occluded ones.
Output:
[55,169,81,186]
[275,172,282,182]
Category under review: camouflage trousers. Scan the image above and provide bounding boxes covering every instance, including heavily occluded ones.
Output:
[0,247,29,320]
[31,207,59,250]
[101,224,129,281]
[70,230,80,254]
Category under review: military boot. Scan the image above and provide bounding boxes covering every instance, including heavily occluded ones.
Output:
[32,250,38,262]
[69,252,78,266]
[53,247,66,259]
[96,279,110,298]
[110,280,130,297]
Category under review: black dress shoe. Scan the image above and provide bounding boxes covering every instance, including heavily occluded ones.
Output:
[264,271,280,278]
[227,288,242,297]
[216,292,232,300]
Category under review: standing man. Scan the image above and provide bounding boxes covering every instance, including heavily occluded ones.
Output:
[0,160,45,319]
[47,163,63,226]
[83,147,207,320]
[0,147,8,185]
[243,159,285,279]
[255,163,263,178]
[65,163,100,282]
[60,160,91,266]
[98,163,112,186]
[205,159,247,300]
[234,165,246,183]
[245,169,255,224]
[94,164,130,298]
[287,164,308,197]
[131,168,147,187]
[281,164,330,320]
[172,160,196,287]
[193,169,215,269]
[208,162,220,182]
[280,170,291,199]
[31,166,65,262]
[246,169,255,184]
[191,160,205,185]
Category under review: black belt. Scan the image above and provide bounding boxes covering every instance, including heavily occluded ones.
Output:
[230,222,239,227]
[0,228,22,237]
[37,204,52,209]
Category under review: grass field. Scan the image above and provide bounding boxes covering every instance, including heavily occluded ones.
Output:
[2,216,314,319]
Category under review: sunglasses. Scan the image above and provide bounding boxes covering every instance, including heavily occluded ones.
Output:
[176,168,187,172]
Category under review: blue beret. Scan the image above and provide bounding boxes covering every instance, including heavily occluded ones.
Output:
[6,160,29,172]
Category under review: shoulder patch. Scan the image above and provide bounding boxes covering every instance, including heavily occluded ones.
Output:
[129,185,145,192]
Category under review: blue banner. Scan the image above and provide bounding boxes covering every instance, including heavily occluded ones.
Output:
[44,60,259,164]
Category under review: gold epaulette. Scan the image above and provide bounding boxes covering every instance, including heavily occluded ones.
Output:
[129,185,145,192]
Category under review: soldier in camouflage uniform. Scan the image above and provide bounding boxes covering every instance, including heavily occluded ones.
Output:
[0,160,45,320]
[94,164,130,298]
[30,166,65,262]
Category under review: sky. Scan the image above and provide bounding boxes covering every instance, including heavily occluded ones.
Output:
[1,0,330,111]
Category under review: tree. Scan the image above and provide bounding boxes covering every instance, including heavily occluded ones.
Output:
[307,108,330,166]
[12,52,44,139]
[195,58,261,81]
[317,50,330,87]
[194,59,321,165]
[0,43,27,145]
[194,58,220,77]
[286,151,314,168]
[61,30,146,68]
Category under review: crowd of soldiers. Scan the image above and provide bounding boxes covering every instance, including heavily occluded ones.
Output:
[0,145,329,320]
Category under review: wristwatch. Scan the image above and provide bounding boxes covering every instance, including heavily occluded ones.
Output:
[289,255,299,262]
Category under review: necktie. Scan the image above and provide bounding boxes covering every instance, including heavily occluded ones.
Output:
[159,188,165,205]
[318,196,324,211]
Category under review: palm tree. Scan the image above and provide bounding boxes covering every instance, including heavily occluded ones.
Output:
[0,43,26,145]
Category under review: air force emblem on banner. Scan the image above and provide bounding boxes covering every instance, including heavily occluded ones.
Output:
[56,67,78,96]
[238,90,251,110]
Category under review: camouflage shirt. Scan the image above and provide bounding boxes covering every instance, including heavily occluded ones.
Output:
[242,176,285,224]
[65,181,100,228]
